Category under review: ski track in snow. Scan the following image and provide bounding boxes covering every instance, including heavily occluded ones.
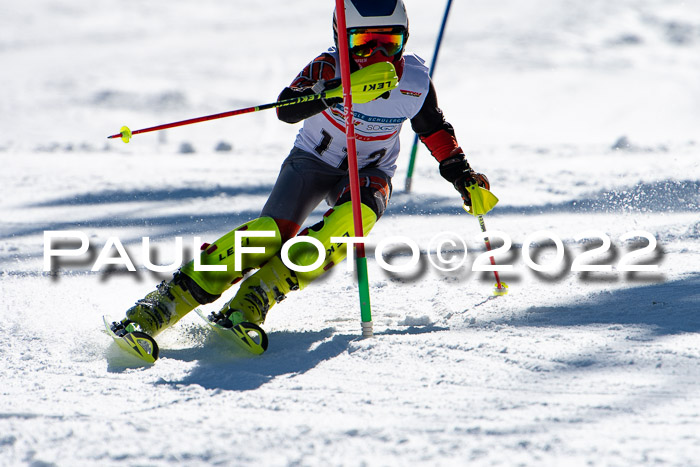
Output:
[1,1,700,465]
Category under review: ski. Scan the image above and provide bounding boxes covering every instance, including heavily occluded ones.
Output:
[194,308,269,355]
[103,316,159,363]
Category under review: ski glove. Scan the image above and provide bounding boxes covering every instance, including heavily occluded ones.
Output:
[277,79,342,124]
[312,78,343,107]
[314,77,390,103]
[439,154,490,206]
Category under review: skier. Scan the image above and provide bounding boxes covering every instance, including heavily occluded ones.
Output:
[112,0,489,345]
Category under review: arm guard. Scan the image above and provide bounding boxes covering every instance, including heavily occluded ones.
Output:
[277,53,341,124]
[411,78,490,204]
[276,83,342,124]
[410,79,462,162]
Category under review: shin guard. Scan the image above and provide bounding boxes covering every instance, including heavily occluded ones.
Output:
[220,202,377,324]
[180,217,282,296]
[290,201,377,289]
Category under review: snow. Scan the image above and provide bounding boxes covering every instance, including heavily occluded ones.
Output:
[1,0,699,465]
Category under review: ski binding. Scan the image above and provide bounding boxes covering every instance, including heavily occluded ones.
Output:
[103,316,159,363]
[194,308,268,355]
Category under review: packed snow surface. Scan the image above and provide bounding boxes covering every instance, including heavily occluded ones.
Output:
[1,0,699,465]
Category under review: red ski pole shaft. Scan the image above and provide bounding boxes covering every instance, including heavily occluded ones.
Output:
[107,93,325,140]
[478,214,505,289]
[108,107,256,140]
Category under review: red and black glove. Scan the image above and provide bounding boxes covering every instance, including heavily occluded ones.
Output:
[439,154,490,206]
[277,78,343,124]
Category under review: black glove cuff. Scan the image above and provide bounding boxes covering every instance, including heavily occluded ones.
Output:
[322,78,342,91]
[439,154,472,184]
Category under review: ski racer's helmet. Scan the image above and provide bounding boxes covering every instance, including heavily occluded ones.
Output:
[333,0,409,68]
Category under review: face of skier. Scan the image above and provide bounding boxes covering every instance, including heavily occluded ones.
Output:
[348,26,407,68]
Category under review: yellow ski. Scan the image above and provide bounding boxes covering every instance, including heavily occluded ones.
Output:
[103,316,159,363]
[194,308,268,355]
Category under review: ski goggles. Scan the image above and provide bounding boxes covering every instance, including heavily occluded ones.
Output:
[348,27,407,58]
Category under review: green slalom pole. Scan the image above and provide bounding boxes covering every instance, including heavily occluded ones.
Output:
[335,0,374,337]
[404,0,453,193]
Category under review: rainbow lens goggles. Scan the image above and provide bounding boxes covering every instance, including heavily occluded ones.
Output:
[348,27,407,58]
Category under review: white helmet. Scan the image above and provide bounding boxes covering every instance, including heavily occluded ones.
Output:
[340,0,408,29]
[333,0,409,61]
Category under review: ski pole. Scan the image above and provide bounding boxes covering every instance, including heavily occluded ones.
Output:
[107,94,323,143]
[107,61,399,143]
[404,0,453,193]
[462,183,508,296]
[472,210,508,296]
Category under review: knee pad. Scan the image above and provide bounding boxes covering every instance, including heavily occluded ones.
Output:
[181,217,282,296]
[287,201,377,289]
[334,175,392,219]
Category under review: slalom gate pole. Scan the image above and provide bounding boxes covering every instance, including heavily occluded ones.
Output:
[404,0,454,193]
[334,0,374,338]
